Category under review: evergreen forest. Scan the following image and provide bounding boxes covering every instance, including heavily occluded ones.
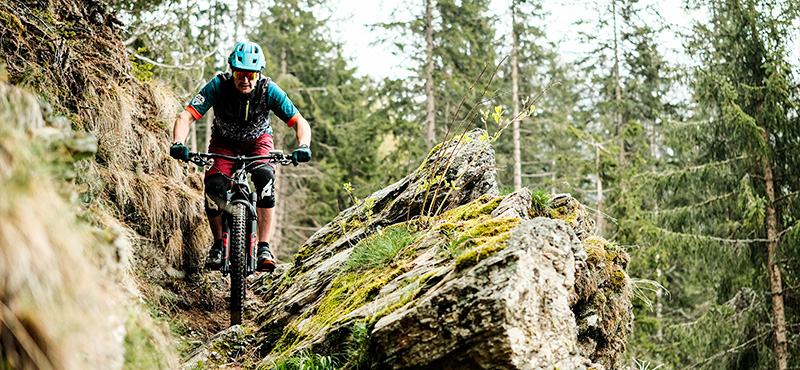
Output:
[119,0,800,368]
[3,0,800,369]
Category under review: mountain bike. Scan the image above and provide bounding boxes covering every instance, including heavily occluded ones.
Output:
[187,150,296,325]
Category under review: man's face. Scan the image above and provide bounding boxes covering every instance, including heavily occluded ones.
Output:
[233,69,260,94]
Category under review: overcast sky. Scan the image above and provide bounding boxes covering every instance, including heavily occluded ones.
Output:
[325,0,799,81]
[325,0,695,80]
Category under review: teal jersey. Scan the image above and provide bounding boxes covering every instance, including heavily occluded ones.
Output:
[186,73,300,142]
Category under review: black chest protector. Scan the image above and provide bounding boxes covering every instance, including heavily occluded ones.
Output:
[212,72,274,143]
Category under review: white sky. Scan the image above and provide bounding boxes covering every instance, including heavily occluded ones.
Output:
[325,0,692,80]
[325,0,799,81]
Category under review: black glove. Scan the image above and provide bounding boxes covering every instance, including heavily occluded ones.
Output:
[292,144,311,163]
[170,142,189,161]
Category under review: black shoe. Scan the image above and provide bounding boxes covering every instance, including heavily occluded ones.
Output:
[256,242,276,272]
[205,239,224,270]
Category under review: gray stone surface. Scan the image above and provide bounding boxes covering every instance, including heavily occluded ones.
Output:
[371,218,600,370]
[491,187,532,220]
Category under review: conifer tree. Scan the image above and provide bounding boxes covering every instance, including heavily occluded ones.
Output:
[490,0,583,195]
[631,0,800,368]
[251,0,386,256]
[378,0,499,148]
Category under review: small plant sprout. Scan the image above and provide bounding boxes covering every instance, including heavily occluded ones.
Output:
[633,358,664,370]
[362,197,375,218]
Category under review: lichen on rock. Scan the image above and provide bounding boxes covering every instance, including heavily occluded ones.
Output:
[236,137,634,370]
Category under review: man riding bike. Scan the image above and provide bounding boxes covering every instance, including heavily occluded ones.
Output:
[169,41,312,272]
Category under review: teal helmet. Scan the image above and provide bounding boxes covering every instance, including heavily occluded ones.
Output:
[228,42,266,71]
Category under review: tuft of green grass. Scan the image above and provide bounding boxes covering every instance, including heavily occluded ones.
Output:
[530,189,550,217]
[344,227,414,271]
[273,351,340,370]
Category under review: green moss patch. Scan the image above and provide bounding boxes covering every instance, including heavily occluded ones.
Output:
[444,193,504,221]
[298,267,405,341]
[454,232,513,271]
[549,205,579,226]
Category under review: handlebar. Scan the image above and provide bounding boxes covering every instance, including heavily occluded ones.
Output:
[187,151,297,167]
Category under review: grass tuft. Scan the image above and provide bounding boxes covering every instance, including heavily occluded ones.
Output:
[344,226,414,271]
[530,189,550,217]
[273,350,340,370]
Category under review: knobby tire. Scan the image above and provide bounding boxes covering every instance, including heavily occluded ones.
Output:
[230,203,247,325]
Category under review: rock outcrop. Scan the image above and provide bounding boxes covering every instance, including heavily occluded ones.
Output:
[186,130,633,370]
[370,218,595,370]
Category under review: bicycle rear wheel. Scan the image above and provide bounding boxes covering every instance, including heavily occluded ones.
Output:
[229,203,247,325]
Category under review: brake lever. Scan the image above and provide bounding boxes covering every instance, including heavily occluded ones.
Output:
[188,155,210,166]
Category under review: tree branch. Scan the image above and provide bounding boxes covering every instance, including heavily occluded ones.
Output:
[655,192,737,214]
[682,331,769,370]
[648,222,795,244]
[642,154,749,179]
[776,190,799,204]
[133,54,199,70]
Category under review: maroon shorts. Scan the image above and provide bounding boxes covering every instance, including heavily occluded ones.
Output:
[205,132,275,178]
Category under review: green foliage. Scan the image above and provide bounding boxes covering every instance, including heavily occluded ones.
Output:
[123,313,171,369]
[621,0,800,368]
[129,47,154,83]
[530,189,550,217]
[273,351,339,370]
[344,227,414,271]
[737,175,766,230]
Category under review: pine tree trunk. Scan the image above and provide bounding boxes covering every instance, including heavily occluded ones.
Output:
[269,50,289,253]
[596,145,605,234]
[762,129,788,370]
[612,0,623,165]
[655,253,663,341]
[511,5,521,191]
[424,0,436,145]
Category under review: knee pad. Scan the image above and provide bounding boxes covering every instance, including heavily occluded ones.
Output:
[204,174,227,217]
[251,165,276,208]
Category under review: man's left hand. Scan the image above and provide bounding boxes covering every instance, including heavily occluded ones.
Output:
[292,144,311,163]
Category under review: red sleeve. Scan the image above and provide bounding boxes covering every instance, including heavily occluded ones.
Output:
[286,112,301,127]
[186,105,202,120]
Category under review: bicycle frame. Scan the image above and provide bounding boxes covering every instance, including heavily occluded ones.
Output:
[189,150,295,275]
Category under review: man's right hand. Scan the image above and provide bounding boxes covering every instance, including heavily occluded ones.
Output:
[170,142,189,161]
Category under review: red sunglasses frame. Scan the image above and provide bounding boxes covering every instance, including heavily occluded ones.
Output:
[233,69,260,80]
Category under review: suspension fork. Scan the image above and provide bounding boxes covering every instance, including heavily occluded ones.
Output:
[247,192,258,275]
[220,192,233,275]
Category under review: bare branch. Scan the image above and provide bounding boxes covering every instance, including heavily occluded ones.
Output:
[648,223,795,244]
[682,331,769,370]
[133,54,200,70]
[655,192,737,214]
[649,154,749,179]
[521,172,556,178]
[776,190,799,204]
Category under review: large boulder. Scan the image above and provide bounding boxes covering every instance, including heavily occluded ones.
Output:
[187,134,632,370]
[370,218,599,370]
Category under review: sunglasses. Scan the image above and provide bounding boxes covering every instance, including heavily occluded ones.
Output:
[233,70,260,80]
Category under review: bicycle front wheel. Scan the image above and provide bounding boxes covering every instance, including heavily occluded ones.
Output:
[229,203,247,325]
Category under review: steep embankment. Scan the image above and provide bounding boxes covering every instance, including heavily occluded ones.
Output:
[0,0,216,368]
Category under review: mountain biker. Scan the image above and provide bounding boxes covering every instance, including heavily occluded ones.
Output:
[169,41,312,272]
